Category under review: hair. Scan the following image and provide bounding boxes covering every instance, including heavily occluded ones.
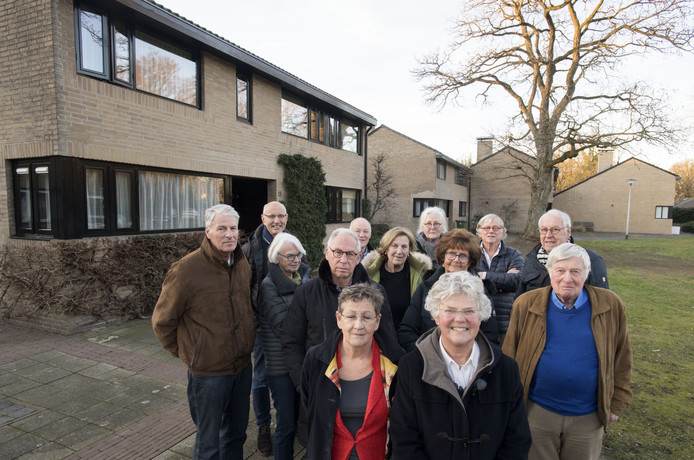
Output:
[267,232,306,264]
[538,209,572,231]
[435,228,481,267]
[338,283,384,315]
[377,226,416,256]
[546,243,591,281]
[326,227,361,253]
[476,213,507,239]
[349,217,372,232]
[205,204,240,229]
[418,206,448,234]
[424,271,492,321]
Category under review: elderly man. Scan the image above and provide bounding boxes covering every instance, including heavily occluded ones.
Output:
[349,217,373,261]
[503,243,632,460]
[152,204,255,460]
[242,200,288,456]
[281,228,403,388]
[516,209,608,297]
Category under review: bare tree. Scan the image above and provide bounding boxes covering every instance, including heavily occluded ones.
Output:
[364,153,397,221]
[416,0,693,238]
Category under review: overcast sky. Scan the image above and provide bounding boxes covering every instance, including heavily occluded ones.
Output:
[157,0,694,169]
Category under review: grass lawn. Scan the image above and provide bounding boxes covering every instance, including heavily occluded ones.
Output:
[579,237,694,459]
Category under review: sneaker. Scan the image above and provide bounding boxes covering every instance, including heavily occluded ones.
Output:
[257,424,273,457]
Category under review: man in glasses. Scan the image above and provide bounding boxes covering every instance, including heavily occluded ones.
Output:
[515,209,608,298]
[242,200,289,456]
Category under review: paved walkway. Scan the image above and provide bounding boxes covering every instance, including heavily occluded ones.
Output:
[0,319,282,459]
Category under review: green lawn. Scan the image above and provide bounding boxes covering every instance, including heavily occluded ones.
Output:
[579,238,694,459]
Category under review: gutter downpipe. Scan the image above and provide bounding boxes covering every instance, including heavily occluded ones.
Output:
[363,125,374,216]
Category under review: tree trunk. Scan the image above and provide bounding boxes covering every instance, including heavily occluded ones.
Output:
[522,166,554,240]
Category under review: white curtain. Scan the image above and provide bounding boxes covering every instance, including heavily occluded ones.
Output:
[116,172,132,229]
[86,169,104,230]
[139,171,223,231]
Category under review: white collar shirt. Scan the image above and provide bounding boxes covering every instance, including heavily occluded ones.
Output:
[439,337,480,391]
[480,242,501,267]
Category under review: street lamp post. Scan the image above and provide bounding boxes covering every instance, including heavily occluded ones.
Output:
[625,178,637,239]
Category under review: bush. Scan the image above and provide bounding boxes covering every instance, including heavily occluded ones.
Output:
[673,207,694,224]
[278,154,327,268]
[679,221,694,233]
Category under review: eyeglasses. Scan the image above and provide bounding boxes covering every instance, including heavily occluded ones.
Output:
[479,226,503,232]
[439,307,478,319]
[424,222,442,228]
[263,213,287,220]
[445,251,469,261]
[279,253,302,261]
[328,248,360,260]
[539,227,565,235]
[339,312,379,323]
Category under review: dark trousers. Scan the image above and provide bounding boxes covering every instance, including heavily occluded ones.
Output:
[252,339,272,427]
[267,374,298,460]
[187,366,252,460]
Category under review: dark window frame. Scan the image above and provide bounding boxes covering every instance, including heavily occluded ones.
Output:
[655,205,672,219]
[413,198,451,218]
[459,201,467,218]
[437,160,447,180]
[326,186,361,224]
[236,71,252,123]
[12,160,55,237]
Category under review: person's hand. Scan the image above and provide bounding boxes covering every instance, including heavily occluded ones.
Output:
[609,413,619,423]
[507,268,520,273]
[479,271,487,280]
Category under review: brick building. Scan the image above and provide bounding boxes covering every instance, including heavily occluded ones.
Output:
[1,0,375,244]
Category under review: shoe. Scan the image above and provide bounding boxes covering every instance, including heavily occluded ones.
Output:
[257,424,273,457]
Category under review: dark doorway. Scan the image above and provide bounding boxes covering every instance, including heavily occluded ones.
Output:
[232,177,268,237]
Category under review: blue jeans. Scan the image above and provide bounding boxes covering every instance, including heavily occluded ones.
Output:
[252,339,272,427]
[187,366,252,460]
[267,374,298,460]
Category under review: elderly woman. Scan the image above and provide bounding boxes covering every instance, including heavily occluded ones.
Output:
[503,243,632,460]
[475,214,525,340]
[300,283,400,460]
[258,233,310,460]
[390,271,531,459]
[362,227,432,329]
[415,206,448,265]
[399,228,499,350]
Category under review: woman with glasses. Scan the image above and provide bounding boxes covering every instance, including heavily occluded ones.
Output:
[390,272,531,459]
[475,214,525,343]
[301,283,400,460]
[399,228,499,351]
[361,227,432,329]
[258,232,310,460]
[415,207,448,267]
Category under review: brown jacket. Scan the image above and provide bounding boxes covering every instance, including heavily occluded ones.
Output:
[152,237,255,376]
[502,285,632,427]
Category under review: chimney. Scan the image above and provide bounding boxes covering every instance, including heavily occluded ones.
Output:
[597,148,614,172]
[476,137,494,162]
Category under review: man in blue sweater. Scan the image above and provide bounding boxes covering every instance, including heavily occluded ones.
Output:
[503,243,632,460]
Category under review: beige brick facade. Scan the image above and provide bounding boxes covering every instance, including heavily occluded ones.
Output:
[367,126,469,232]
[553,158,677,234]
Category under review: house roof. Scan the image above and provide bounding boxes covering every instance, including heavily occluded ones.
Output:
[554,157,680,196]
[470,145,536,167]
[369,125,471,172]
[115,0,377,125]
[675,197,694,208]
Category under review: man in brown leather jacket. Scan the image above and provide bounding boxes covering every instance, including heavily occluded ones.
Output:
[152,204,255,460]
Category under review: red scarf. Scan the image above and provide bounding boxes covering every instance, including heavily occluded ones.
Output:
[331,342,389,460]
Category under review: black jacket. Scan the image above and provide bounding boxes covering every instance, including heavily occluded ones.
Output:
[390,329,531,460]
[241,224,270,307]
[475,242,525,334]
[398,268,500,351]
[515,244,609,298]
[258,262,310,376]
[281,260,404,387]
[300,330,402,460]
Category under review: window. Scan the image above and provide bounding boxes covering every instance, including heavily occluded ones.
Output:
[86,168,106,230]
[326,187,361,223]
[413,198,450,218]
[236,73,252,122]
[75,6,199,106]
[455,168,468,186]
[459,201,467,218]
[340,122,359,153]
[437,160,447,180]
[309,109,322,142]
[281,97,308,137]
[13,163,52,235]
[655,206,672,219]
[115,171,134,229]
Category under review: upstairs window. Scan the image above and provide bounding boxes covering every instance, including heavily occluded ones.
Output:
[655,206,672,219]
[437,160,447,180]
[459,201,467,218]
[78,9,108,76]
[281,96,308,137]
[413,198,450,218]
[236,73,252,122]
[340,122,359,153]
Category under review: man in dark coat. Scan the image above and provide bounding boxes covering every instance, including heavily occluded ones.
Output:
[516,209,608,298]
[241,200,288,456]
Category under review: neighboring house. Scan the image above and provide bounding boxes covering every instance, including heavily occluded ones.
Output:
[675,197,694,209]
[469,139,552,233]
[367,125,471,231]
[1,0,375,244]
[553,152,679,234]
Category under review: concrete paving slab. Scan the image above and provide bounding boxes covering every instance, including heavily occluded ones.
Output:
[168,433,194,457]
[77,363,117,380]
[16,441,73,460]
[54,423,111,450]
[0,432,48,459]
[0,425,24,443]
[0,376,42,397]
[0,359,40,372]
[32,417,87,442]
[10,410,65,433]
[14,364,72,385]
[93,406,146,430]
[151,450,190,460]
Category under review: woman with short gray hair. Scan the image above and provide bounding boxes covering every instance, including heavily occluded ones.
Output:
[390,271,531,458]
[415,206,448,264]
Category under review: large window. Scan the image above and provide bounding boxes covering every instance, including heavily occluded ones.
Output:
[326,187,361,223]
[236,73,252,122]
[340,122,359,153]
[655,206,672,219]
[413,198,450,218]
[281,97,308,137]
[75,6,199,106]
[437,160,447,180]
[459,201,467,218]
[13,163,52,235]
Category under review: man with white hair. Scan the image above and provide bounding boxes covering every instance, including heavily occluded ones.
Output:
[349,217,373,261]
[152,204,255,460]
[503,243,632,460]
[516,209,608,297]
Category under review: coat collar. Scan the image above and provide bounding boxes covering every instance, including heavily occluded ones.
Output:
[318,258,371,288]
[361,250,432,278]
[201,236,241,267]
[528,285,612,317]
[267,262,309,295]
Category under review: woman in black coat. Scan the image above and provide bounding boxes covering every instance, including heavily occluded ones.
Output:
[258,232,310,460]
